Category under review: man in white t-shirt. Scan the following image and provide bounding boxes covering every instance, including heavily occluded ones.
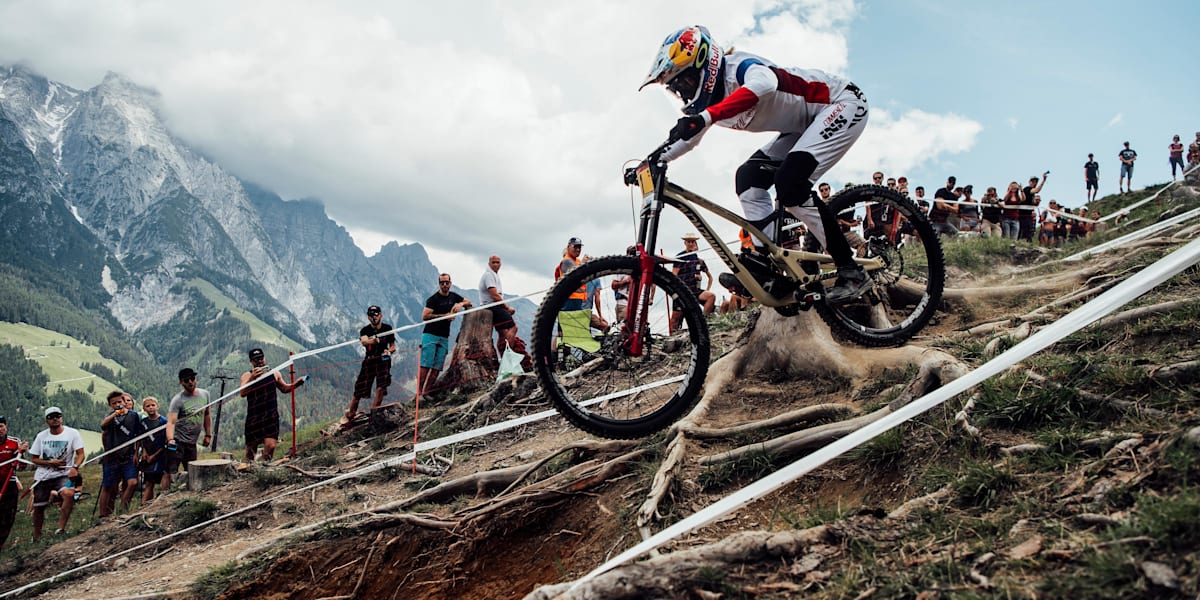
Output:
[478,255,531,371]
[29,406,85,539]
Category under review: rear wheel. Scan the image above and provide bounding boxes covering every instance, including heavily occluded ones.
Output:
[815,185,945,346]
[531,255,710,439]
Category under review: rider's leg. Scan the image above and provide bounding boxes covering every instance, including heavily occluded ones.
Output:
[735,151,781,247]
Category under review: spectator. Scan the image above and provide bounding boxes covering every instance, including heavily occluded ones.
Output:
[1039,201,1059,247]
[886,177,897,189]
[671,233,715,331]
[896,176,910,197]
[980,186,1003,239]
[1169,135,1186,181]
[827,182,865,256]
[583,258,611,332]
[1075,207,1092,239]
[1118,141,1137,193]
[420,274,471,395]
[958,185,979,233]
[1084,153,1100,204]
[138,397,167,504]
[718,273,752,314]
[29,407,85,540]
[1001,182,1023,240]
[1092,209,1109,234]
[1189,132,1200,166]
[0,415,28,549]
[343,306,396,424]
[165,368,212,488]
[241,348,306,462]
[1020,174,1048,242]
[98,390,142,518]
[555,238,588,311]
[611,275,632,322]
[479,256,532,371]
[930,176,960,238]
[871,171,884,186]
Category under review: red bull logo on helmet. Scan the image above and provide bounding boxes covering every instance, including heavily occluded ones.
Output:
[669,28,700,67]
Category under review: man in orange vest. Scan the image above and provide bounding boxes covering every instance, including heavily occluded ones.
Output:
[555,237,590,311]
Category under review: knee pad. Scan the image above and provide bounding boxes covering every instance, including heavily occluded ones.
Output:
[775,152,819,207]
[735,152,779,196]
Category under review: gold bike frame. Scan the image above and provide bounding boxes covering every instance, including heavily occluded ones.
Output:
[659,182,883,308]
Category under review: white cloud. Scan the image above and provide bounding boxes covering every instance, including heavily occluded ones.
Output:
[1008,117,1019,129]
[1106,113,1124,128]
[0,0,980,296]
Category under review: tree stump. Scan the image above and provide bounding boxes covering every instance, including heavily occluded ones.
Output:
[188,459,235,492]
[437,308,499,398]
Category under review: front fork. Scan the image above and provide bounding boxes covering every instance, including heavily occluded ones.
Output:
[620,244,658,357]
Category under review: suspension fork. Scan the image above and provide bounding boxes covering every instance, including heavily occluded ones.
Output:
[621,244,657,357]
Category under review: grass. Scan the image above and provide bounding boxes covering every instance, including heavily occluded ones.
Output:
[185,279,304,352]
[173,497,219,529]
[0,321,124,396]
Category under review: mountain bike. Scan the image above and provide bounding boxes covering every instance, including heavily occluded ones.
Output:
[532,140,945,439]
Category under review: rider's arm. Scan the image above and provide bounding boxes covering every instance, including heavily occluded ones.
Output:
[701,64,776,125]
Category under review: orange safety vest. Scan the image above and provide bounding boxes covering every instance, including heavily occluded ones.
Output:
[554,254,588,301]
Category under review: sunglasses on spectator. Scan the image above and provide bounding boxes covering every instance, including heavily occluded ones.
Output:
[46,414,63,419]
[439,280,452,285]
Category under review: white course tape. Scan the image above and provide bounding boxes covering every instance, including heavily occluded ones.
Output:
[0,373,685,598]
[1064,205,1200,262]
[1100,163,1200,222]
[565,236,1200,595]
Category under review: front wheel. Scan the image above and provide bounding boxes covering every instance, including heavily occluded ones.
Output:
[531,255,710,439]
[815,184,945,346]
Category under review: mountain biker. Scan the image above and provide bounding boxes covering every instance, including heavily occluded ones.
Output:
[639,25,871,303]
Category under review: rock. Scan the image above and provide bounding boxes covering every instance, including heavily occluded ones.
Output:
[113,557,129,568]
[1007,535,1043,560]
[1140,561,1179,589]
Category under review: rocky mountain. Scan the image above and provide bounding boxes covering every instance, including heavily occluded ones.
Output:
[0,64,505,355]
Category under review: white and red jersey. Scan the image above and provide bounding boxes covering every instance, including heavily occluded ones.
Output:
[663,51,862,163]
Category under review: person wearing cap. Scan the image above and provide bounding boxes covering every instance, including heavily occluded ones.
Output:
[164,368,212,488]
[555,238,589,311]
[343,305,397,424]
[28,407,85,539]
[1118,141,1137,194]
[420,275,471,396]
[670,233,715,331]
[930,176,961,238]
[98,389,144,518]
[1084,153,1100,203]
[0,415,29,548]
[240,348,307,462]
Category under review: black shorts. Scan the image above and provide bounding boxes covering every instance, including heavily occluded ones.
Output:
[1086,178,1098,191]
[353,357,392,399]
[32,476,71,507]
[488,305,514,330]
[165,442,199,474]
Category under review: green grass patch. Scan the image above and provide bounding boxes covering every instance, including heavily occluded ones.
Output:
[185,279,304,352]
[173,497,219,529]
[952,461,1018,509]
[0,321,124,396]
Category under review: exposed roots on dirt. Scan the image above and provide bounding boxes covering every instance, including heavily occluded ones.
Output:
[638,309,969,529]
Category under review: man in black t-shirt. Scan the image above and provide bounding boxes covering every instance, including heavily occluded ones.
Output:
[343,305,396,423]
[671,233,715,332]
[1118,142,1137,193]
[1020,172,1048,242]
[930,176,961,238]
[1084,153,1100,203]
[419,274,471,395]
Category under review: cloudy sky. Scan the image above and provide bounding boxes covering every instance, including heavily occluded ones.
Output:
[1,0,1195,301]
